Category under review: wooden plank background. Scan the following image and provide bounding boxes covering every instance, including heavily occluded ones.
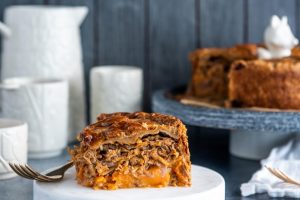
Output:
[199,0,244,47]
[0,0,298,120]
[247,0,296,43]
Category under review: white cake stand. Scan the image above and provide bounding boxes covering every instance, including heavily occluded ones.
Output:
[152,88,300,160]
[33,165,225,200]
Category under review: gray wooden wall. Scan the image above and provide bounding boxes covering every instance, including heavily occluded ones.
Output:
[0,0,298,115]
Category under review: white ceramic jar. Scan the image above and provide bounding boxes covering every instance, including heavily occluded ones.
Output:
[0,6,88,141]
[90,66,143,122]
[1,78,68,159]
[0,119,27,179]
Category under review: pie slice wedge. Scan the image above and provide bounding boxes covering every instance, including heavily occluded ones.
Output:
[70,112,191,190]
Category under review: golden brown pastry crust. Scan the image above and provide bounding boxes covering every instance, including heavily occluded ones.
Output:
[187,44,300,109]
[70,112,191,190]
[228,58,300,109]
[81,112,187,149]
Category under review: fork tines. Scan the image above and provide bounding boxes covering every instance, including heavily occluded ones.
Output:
[8,163,58,182]
[265,165,300,186]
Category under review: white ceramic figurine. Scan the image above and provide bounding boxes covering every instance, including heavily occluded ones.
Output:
[258,15,298,59]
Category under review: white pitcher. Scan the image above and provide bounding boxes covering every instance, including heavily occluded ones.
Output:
[0,6,88,141]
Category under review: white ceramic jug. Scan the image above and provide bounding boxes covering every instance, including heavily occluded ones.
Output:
[0,6,88,141]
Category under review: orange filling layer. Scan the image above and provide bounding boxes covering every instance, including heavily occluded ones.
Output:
[93,166,170,190]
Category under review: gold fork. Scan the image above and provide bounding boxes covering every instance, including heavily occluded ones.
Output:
[9,161,74,182]
[265,165,300,186]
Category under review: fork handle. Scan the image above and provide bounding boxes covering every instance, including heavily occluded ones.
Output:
[46,161,74,176]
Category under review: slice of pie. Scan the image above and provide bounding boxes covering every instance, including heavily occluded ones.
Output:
[70,112,191,190]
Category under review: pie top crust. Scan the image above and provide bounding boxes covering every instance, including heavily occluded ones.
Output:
[80,112,187,149]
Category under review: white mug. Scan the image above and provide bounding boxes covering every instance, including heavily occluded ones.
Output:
[90,66,143,122]
[1,77,69,159]
[0,119,27,180]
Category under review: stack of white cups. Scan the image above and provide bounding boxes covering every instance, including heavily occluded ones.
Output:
[0,77,69,179]
[1,78,69,159]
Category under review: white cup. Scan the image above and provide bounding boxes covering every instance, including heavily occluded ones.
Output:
[0,119,27,179]
[1,77,69,159]
[90,66,143,122]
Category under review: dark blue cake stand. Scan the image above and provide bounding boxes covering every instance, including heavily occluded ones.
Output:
[152,86,300,160]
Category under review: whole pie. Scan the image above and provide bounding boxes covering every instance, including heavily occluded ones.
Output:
[70,112,191,190]
[186,44,300,109]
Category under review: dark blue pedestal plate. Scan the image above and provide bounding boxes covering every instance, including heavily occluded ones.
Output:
[152,87,300,160]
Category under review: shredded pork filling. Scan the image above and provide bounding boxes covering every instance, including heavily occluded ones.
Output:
[71,133,189,189]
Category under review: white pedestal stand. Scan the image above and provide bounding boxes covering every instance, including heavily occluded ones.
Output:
[230,130,294,160]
